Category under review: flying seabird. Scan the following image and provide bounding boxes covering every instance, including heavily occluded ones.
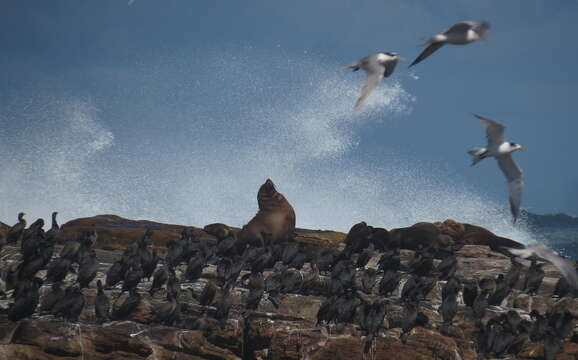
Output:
[468,114,524,222]
[410,21,490,67]
[345,52,404,110]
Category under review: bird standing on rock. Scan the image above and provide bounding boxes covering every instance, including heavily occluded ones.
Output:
[6,212,26,244]
[8,277,42,322]
[95,280,110,323]
[524,259,545,295]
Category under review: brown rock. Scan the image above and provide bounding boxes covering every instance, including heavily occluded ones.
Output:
[0,221,9,239]
[294,228,346,248]
[60,214,217,251]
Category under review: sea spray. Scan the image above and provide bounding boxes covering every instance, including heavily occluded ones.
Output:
[0,48,535,244]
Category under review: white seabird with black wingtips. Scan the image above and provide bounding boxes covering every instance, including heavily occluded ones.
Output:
[468,114,524,223]
[410,21,490,67]
[345,52,404,111]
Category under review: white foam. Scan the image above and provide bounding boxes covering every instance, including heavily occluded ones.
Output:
[0,49,535,244]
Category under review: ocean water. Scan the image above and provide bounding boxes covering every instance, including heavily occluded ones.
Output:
[532,226,578,260]
[0,49,550,246]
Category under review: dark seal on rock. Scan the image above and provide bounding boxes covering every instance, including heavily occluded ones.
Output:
[389,222,440,251]
[460,223,524,255]
[203,223,234,240]
[239,179,296,247]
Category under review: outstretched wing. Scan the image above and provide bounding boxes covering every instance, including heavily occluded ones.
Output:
[354,58,384,110]
[409,42,444,67]
[473,113,505,148]
[496,154,523,222]
[443,21,474,35]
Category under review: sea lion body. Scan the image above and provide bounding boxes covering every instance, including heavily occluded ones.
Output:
[240,179,296,247]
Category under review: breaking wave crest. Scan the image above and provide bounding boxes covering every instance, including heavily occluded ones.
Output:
[0,48,535,243]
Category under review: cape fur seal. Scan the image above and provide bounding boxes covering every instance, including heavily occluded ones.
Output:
[239,179,296,247]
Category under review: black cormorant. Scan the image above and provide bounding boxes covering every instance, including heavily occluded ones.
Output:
[95,280,110,323]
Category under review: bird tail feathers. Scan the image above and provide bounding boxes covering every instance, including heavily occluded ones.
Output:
[468,147,487,166]
[344,62,360,71]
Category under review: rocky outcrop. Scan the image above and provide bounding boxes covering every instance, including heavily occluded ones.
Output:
[1,215,576,360]
[59,215,218,250]
[0,221,9,242]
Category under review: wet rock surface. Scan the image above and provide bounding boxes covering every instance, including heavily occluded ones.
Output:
[0,215,576,360]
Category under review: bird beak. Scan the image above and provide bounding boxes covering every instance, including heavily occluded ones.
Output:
[518,146,525,151]
[396,56,406,61]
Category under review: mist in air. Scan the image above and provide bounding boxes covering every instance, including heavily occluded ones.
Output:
[0,48,535,243]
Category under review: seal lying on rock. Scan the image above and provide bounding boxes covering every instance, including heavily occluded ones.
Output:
[239,179,296,247]
[389,220,524,255]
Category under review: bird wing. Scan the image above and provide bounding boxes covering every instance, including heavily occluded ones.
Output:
[473,113,505,147]
[443,21,475,35]
[383,59,398,78]
[496,154,523,222]
[354,59,384,110]
[409,42,444,67]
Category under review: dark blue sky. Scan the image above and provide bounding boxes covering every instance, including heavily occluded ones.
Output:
[1,1,577,238]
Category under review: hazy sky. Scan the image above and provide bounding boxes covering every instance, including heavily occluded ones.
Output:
[0,1,577,237]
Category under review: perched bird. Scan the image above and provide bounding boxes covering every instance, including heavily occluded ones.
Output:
[40,282,64,313]
[149,266,169,296]
[442,277,461,301]
[141,249,158,281]
[8,277,42,322]
[6,212,26,244]
[214,283,234,328]
[377,248,401,273]
[462,280,478,307]
[358,300,386,354]
[46,211,60,238]
[358,268,378,294]
[473,289,490,322]
[77,250,98,289]
[378,270,401,297]
[46,257,73,284]
[355,243,375,269]
[346,52,404,110]
[440,288,458,324]
[510,244,578,292]
[198,280,218,307]
[106,258,127,288]
[468,114,524,222]
[504,257,523,289]
[94,280,110,323]
[401,301,419,341]
[436,254,458,281]
[52,286,85,322]
[553,275,574,298]
[166,270,180,300]
[524,259,545,295]
[122,261,144,293]
[410,21,490,67]
[488,274,512,307]
[246,272,265,310]
[111,289,141,320]
[153,291,180,326]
